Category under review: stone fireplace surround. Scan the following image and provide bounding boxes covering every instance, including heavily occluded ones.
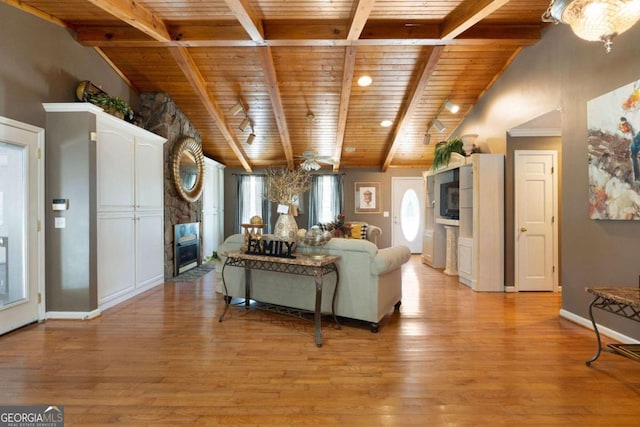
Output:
[136,92,203,279]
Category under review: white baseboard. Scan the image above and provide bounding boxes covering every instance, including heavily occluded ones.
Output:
[46,309,101,320]
[98,279,163,312]
[559,309,640,344]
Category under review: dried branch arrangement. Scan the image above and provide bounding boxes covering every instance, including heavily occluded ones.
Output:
[265,167,311,205]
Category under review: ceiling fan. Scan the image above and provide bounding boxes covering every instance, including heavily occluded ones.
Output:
[296,111,337,171]
[297,150,337,171]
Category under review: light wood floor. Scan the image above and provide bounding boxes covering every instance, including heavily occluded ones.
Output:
[1,256,639,426]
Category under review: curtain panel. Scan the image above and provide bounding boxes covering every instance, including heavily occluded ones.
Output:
[235,175,271,234]
[307,174,343,227]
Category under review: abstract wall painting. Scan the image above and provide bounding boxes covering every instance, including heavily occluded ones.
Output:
[587,79,640,220]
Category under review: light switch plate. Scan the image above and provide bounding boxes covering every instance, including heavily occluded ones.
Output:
[54,217,65,229]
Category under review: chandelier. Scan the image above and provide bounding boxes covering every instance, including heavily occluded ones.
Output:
[542,0,640,52]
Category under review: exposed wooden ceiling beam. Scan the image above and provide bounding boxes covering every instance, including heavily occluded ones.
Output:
[87,0,171,42]
[223,0,264,42]
[169,46,252,172]
[333,46,357,172]
[381,46,444,172]
[74,21,541,47]
[441,0,512,40]
[347,0,376,41]
[93,47,136,91]
[1,0,69,29]
[257,46,294,170]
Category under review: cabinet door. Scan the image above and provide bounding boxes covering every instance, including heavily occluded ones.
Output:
[135,138,164,211]
[97,213,135,305]
[96,118,134,211]
[135,211,164,288]
[457,237,473,287]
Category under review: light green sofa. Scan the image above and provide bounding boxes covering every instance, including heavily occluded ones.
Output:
[216,234,411,332]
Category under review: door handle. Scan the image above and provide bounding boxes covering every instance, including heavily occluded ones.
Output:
[520,227,527,232]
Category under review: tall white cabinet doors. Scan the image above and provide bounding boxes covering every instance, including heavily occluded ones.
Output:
[96,117,135,212]
[135,137,165,211]
[95,115,166,309]
[202,157,225,259]
[96,115,165,212]
[135,211,165,289]
[97,212,136,305]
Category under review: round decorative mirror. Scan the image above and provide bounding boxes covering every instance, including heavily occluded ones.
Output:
[172,137,205,202]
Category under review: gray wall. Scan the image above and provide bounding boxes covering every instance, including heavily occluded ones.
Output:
[454,23,640,339]
[0,2,136,128]
[224,167,423,249]
[0,3,138,311]
[44,112,97,311]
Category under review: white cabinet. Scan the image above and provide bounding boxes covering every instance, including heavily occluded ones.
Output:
[135,136,165,211]
[202,157,225,259]
[422,154,504,291]
[95,114,166,308]
[135,211,165,288]
[463,154,504,292]
[43,103,167,312]
[97,213,135,304]
[421,174,435,266]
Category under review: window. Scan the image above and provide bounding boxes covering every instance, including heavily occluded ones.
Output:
[308,174,343,226]
[236,175,271,233]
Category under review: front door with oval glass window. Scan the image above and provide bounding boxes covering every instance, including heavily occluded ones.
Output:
[392,177,424,253]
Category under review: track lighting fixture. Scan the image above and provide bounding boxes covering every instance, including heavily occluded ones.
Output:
[444,100,460,114]
[230,101,244,116]
[238,117,251,132]
[432,119,446,133]
[232,99,258,143]
[425,99,458,139]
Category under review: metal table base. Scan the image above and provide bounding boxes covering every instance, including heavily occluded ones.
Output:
[586,287,640,366]
[219,252,341,347]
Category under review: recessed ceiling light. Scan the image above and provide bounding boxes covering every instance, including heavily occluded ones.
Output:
[380,120,392,127]
[357,75,372,87]
[345,146,356,152]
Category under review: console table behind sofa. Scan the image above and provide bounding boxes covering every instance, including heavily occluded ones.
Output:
[216,234,411,332]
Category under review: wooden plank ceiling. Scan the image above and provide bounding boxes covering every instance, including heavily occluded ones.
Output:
[6,0,550,171]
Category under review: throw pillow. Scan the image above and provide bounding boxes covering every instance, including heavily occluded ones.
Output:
[350,223,362,239]
[360,223,368,240]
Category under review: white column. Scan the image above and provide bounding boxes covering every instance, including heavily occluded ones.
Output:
[444,225,459,276]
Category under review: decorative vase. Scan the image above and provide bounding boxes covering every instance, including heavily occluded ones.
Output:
[273,213,298,242]
[461,134,478,156]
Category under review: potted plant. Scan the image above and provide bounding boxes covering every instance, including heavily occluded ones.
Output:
[431,137,464,170]
[84,92,134,122]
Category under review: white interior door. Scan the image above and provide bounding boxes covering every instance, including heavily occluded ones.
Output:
[515,150,558,291]
[0,117,44,335]
[392,177,424,253]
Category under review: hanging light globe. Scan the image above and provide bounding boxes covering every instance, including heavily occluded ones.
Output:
[544,0,640,52]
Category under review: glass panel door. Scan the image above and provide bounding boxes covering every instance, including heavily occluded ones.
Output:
[0,117,42,335]
[0,141,26,307]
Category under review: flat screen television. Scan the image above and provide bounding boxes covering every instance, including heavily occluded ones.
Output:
[440,181,460,219]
